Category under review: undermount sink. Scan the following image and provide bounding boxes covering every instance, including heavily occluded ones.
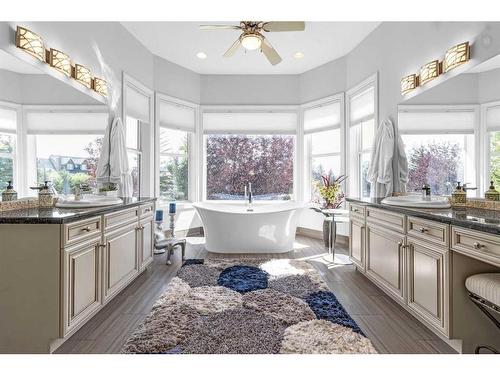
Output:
[55,195,123,208]
[381,195,451,209]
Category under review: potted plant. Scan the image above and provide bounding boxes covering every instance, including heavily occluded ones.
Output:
[99,183,118,198]
[310,172,347,248]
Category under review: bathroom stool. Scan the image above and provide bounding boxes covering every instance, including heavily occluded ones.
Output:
[465,273,500,354]
[155,237,186,265]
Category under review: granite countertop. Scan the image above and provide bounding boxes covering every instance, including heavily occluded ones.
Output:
[0,197,157,224]
[346,197,500,235]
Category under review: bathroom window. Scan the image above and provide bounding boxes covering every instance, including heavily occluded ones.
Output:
[399,106,477,196]
[125,116,142,197]
[205,134,295,200]
[0,106,17,191]
[303,97,343,201]
[0,133,16,191]
[347,76,376,198]
[24,109,108,195]
[157,95,197,202]
[29,134,104,194]
[489,130,500,188]
[159,127,189,201]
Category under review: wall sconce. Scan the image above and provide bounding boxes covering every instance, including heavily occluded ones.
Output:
[74,64,93,88]
[93,77,108,97]
[15,25,109,99]
[15,26,45,62]
[443,41,470,73]
[49,48,72,77]
[401,74,419,95]
[419,60,441,85]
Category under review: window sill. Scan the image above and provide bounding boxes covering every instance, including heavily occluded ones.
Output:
[157,200,194,212]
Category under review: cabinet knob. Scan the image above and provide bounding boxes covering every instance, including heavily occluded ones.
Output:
[473,242,485,250]
[419,227,428,233]
[82,226,92,232]
[353,208,359,213]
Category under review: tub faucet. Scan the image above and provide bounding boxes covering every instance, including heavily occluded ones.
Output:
[244,183,253,211]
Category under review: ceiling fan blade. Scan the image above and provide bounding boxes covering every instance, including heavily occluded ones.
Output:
[261,37,282,65]
[262,21,305,32]
[223,37,241,58]
[199,25,241,30]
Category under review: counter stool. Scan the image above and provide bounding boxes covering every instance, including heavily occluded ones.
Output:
[154,231,186,265]
[465,273,500,354]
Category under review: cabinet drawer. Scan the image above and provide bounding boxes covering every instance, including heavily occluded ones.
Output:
[63,216,102,247]
[451,227,500,267]
[349,203,366,220]
[103,207,138,232]
[366,207,406,234]
[139,202,155,219]
[407,216,449,247]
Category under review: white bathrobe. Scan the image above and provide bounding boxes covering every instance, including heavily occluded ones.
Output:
[367,119,395,198]
[96,117,133,197]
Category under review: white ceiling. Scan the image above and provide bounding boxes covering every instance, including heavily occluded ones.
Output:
[0,49,43,75]
[122,22,380,74]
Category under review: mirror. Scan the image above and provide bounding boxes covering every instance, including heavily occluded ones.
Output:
[0,49,108,202]
[398,54,500,197]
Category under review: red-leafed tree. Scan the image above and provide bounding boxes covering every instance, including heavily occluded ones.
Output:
[206,135,294,200]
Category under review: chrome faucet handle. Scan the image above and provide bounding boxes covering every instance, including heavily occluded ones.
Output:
[462,183,477,191]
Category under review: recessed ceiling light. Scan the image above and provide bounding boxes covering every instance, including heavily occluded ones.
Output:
[196,52,207,60]
[294,52,304,59]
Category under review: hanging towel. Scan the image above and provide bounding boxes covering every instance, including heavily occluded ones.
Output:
[96,116,133,197]
[397,132,409,192]
[367,119,395,198]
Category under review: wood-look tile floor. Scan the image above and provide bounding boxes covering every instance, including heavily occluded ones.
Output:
[55,235,457,354]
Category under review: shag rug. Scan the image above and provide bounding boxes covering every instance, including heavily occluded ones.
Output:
[121,258,377,354]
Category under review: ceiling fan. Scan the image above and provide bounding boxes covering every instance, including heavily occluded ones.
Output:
[199,21,305,65]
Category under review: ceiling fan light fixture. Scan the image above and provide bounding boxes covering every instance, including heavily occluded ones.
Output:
[240,33,262,50]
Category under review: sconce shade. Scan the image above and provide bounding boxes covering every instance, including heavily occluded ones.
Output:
[401,74,419,95]
[443,42,470,73]
[49,48,72,77]
[420,60,441,85]
[93,77,108,97]
[74,64,93,88]
[16,26,45,62]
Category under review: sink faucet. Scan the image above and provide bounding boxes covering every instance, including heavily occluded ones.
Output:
[421,183,431,201]
[462,183,477,192]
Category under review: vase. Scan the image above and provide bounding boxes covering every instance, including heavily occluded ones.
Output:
[322,219,332,248]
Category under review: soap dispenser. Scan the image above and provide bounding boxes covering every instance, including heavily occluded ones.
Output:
[485,180,499,201]
[451,182,466,207]
[2,181,17,201]
[30,181,54,208]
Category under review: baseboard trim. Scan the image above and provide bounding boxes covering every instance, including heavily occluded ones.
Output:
[296,226,348,246]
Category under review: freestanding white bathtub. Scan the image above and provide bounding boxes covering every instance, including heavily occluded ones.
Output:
[193,201,305,254]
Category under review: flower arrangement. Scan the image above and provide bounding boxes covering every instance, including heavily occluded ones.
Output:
[314,173,347,209]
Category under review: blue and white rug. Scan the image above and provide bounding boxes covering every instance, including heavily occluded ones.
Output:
[122,258,377,354]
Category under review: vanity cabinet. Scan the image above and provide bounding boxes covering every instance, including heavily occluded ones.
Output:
[365,224,406,303]
[102,222,139,303]
[406,237,449,335]
[139,216,154,271]
[349,218,365,270]
[61,237,102,336]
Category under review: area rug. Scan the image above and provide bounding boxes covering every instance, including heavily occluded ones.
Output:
[121,258,377,354]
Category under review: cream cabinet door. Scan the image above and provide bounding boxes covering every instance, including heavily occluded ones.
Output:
[139,217,154,270]
[349,219,365,270]
[102,223,139,303]
[407,238,450,336]
[62,237,102,336]
[366,225,406,303]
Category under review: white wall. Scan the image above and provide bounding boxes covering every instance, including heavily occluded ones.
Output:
[154,56,200,103]
[0,69,22,103]
[299,57,346,103]
[477,68,500,103]
[200,74,300,105]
